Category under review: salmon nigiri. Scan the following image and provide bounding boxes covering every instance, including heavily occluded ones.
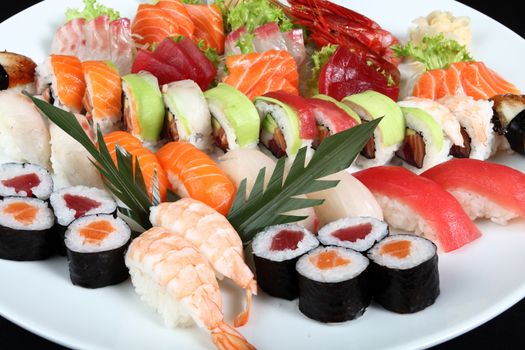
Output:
[156,142,236,215]
[103,131,169,201]
[353,166,481,252]
[223,50,299,100]
[185,4,224,54]
[413,61,520,100]
[81,61,122,134]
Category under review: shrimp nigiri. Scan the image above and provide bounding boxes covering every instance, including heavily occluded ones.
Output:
[156,141,236,215]
[126,227,255,350]
[150,199,257,327]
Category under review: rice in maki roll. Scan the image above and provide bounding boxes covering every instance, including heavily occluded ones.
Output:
[0,163,53,200]
[296,246,371,322]
[252,224,319,300]
[367,234,439,313]
[0,197,54,261]
[65,214,131,288]
[317,217,388,252]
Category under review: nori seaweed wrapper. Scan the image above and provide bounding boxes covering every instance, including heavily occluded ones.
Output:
[66,240,130,289]
[369,254,439,314]
[51,224,67,256]
[0,225,52,261]
[254,254,300,300]
[298,268,371,322]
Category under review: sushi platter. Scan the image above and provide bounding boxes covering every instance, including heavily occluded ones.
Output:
[1,0,525,349]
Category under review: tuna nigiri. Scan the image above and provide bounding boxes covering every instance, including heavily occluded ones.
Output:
[353,166,481,252]
[223,50,299,100]
[104,131,169,201]
[156,142,236,215]
[185,4,224,54]
[413,61,520,100]
[422,158,525,224]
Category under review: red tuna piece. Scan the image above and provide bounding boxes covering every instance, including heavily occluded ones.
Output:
[63,194,102,219]
[270,230,305,251]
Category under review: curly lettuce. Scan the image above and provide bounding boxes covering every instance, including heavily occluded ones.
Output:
[66,0,120,22]
[392,34,474,70]
[307,44,338,96]
[227,0,293,32]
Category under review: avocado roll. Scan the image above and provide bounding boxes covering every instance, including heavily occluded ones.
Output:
[162,80,213,152]
[317,217,388,252]
[296,246,371,322]
[204,83,260,152]
[491,94,525,155]
[395,107,451,173]
[65,214,131,288]
[0,197,54,261]
[255,91,317,159]
[342,91,405,167]
[367,234,439,314]
[252,224,319,300]
[122,71,165,146]
[0,163,53,200]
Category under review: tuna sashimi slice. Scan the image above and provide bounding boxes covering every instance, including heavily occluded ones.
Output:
[353,166,480,252]
[421,158,525,224]
[176,37,217,90]
[131,49,186,85]
[152,38,199,78]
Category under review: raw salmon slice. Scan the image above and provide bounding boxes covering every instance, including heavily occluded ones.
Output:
[185,4,225,54]
[131,3,180,46]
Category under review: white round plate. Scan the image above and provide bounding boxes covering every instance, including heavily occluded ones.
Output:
[1,0,525,349]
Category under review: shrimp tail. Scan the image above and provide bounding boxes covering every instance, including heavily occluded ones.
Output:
[234,287,253,327]
[211,321,256,350]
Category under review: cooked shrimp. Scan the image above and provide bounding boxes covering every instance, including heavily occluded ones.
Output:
[150,198,257,327]
[126,227,255,350]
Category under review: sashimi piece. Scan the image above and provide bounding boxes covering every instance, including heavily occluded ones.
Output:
[283,28,307,67]
[421,158,525,224]
[223,50,299,100]
[131,49,186,85]
[109,18,134,75]
[412,69,446,100]
[474,62,520,95]
[252,23,287,53]
[151,38,198,81]
[85,15,111,61]
[185,4,224,54]
[156,0,194,38]
[131,3,180,47]
[353,166,480,252]
[175,37,216,90]
[444,62,466,96]
[51,18,87,56]
[224,27,247,56]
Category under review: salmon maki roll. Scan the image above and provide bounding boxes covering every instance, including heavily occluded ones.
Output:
[156,142,236,215]
[185,4,224,54]
[104,131,169,202]
[36,55,85,113]
[81,61,122,134]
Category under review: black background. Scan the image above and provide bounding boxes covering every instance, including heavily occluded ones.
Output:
[1,1,524,349]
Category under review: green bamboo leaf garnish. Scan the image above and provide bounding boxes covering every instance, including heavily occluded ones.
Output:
[25,94,159,231]
[226,118,381,243]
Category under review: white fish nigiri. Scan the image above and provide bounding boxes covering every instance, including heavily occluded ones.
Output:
[0,91,50,168]
[306,170,383,227]
[218,148,319,233]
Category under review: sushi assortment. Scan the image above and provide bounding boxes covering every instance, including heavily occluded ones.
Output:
[2,0,525,348]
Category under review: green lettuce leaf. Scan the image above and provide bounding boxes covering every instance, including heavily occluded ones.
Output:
[307,44,338,96]
[227,0,293,32]
[392,34,474,70]
[181,0,202,4]
[197,39,220,66]
[236,33,255,54]
[65,0,120,22]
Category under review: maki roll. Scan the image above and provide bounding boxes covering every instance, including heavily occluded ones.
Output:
[65,214,131,288]
[122,71,165,145]
[395,107,451,173]
[252,224,319,300]
[317,217,388,252]
[50,186,117,254]
[367,234,439,313]
[204,83,260,152]
[491,94,525,155]
[163,80,213,152]
[296,246,370,322]
[0,163,53,200]
[81,60,122,134]
[255,91,317,159]
[342,91,405,167]
[0,51,37,93]
[0,197,54,261]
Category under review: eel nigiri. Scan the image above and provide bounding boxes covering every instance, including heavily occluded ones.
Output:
[104,131,168,201]
[185,4,224,54]
[223,50,299,100]
[150,200,257,327]
[353,166,480,252]
[156,142,236,215]
[422,158,525,224]
[126,226,255,350]
[0,51,37,93]
[81,61,122,134]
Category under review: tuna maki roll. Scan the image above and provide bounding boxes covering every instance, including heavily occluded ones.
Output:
[252,224,319,300]
[0,163,53,200]
[367,234,439,313]
[296,246,371,322]
[317,217,389,252]
[0,197,54,261]
[65,214,131,288]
